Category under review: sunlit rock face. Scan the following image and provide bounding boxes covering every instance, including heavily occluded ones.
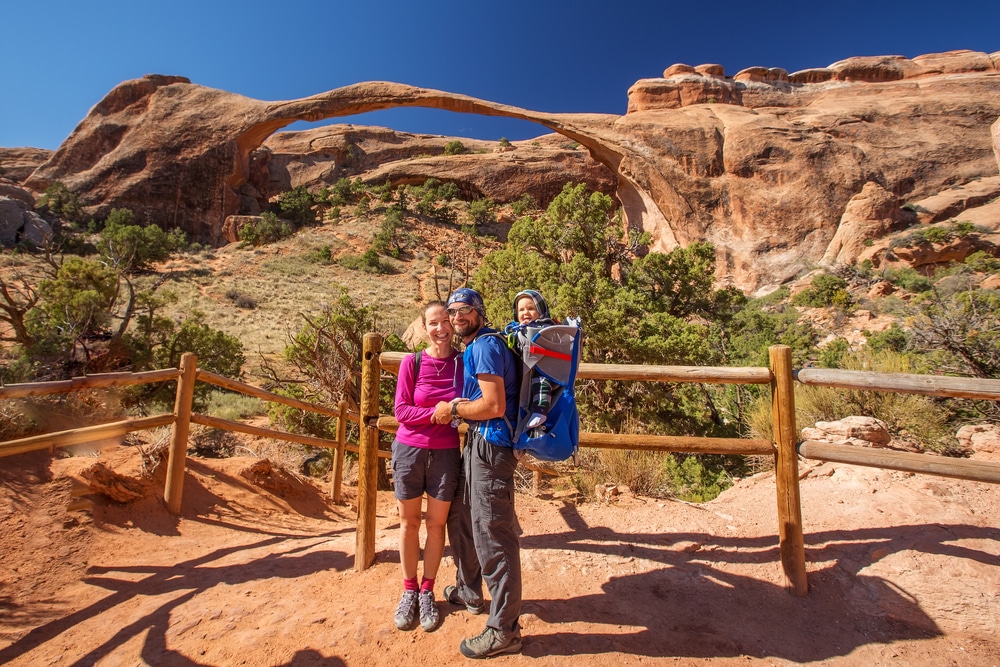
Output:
[21,50,1000,289]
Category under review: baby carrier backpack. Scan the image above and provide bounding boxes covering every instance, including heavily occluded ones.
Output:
[504,317,582,462]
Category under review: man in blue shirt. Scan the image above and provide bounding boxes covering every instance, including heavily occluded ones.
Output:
[432,287,521,658]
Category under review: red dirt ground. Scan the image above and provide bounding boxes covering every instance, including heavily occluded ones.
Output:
[1,443,998,667]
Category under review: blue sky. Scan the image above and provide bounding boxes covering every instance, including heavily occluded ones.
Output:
[2,0,998,150]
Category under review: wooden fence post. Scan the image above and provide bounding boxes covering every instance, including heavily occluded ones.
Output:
[769,344,808,596]
[164,352,197,515]
[331,400,347,503]
[356,333,383,571]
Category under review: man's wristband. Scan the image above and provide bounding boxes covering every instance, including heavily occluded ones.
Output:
[451,402,460,420]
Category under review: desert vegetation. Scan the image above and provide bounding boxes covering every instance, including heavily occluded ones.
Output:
[2,178,999,500]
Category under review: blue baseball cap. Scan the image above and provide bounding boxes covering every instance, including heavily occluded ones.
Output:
[447,288,486,317]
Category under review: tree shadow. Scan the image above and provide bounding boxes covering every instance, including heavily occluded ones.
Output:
[517,502,998,660]
[0,532,352,665]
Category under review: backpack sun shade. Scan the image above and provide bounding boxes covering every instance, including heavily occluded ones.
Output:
[506,319,582,462]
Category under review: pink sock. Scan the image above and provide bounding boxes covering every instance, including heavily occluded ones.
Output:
[420,577,434,593]
[404,577,419,592]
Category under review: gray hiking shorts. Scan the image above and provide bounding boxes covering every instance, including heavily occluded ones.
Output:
[391,439,461,502]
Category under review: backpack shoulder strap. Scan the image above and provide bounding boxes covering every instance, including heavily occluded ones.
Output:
[470,330,517,436]
[413,349,423,377]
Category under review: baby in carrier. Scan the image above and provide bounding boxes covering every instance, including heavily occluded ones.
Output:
[509,290,557,430]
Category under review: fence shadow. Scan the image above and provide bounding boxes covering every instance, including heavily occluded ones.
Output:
[518,505,998,661]
[0,533,351,666]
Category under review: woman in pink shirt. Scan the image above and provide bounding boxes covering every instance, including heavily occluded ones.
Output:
[391,300,463,633]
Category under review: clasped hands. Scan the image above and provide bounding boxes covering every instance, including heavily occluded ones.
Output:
[432,397,468,424]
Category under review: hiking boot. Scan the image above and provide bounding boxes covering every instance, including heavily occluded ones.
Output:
[418,590,440,632]
[443,584,486,615]
[459,626,522,659]
[394,590,419,630]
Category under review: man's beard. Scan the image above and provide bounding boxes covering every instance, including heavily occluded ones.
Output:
[454,314,483,338]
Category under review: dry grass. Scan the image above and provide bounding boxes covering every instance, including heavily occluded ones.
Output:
[142,213,498,373]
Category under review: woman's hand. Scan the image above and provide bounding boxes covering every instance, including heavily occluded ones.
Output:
[432,398,468,424]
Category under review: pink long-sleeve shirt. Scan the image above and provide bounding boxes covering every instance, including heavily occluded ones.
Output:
[394,351,464,448]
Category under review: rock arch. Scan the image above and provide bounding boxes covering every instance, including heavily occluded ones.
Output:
[25,52,1000,290]
[26,77,665,249]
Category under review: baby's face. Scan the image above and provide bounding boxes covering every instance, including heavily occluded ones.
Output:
[516,296,540,323]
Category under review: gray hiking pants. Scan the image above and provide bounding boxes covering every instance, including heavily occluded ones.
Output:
[446,429,522,634]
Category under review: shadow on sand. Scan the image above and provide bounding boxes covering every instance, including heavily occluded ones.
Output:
[514,501,998,661]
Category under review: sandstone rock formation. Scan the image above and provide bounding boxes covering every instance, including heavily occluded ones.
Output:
[260,125,615,207]
[221,215,261,244]
[800,416,892,448]
[957,423,1000,456]
[0,147,52,183]
[18,49,1000,289]
[822,182,909,265]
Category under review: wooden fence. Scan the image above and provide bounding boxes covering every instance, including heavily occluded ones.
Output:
[3,339,999,595]
[0,352,376,512]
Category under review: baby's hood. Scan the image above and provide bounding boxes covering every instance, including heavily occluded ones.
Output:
[512,289,551,322]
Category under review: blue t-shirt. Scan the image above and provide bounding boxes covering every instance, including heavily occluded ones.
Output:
[463,327,519,446]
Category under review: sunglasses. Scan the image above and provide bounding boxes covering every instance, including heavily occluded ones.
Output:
[446,306,476,316]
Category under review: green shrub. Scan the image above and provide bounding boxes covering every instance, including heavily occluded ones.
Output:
[436,182,459,201]
[443,140,467,155]
[818,337,849,368]
[964,250,1000,273]
[330,178,355,206]
[882,266,932,293]
[371,209,417,258]
[920,226,952,244]
[510,193,537,217]
[239,212,294,247]
[468,198,496,225]
[277,186,317,226]
[415,191,437,216]
[791,273,852,310]
[353,198,370,218]
[952,220,977,237]
[39,182,83,222]
[337,249,393,273]
[662,454,735,502]
[864,323,909,353]
[98,211,185,272]
[306,245,334,264]
[434,205,457,225]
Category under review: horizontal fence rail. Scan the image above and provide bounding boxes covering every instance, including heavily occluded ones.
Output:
[378,352,772,385]
[794,367,1000,401]
[191,413,387,458]
[0,368,181,399]
[375,415,774,456]
[799,440,1000,485]
[0,414,176,458]
[197,370,353,420]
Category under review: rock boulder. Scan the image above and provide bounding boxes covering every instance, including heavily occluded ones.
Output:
[801,416,892,448]
[0,196,51,247]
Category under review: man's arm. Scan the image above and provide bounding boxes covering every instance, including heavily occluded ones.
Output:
[432,374,505,423]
